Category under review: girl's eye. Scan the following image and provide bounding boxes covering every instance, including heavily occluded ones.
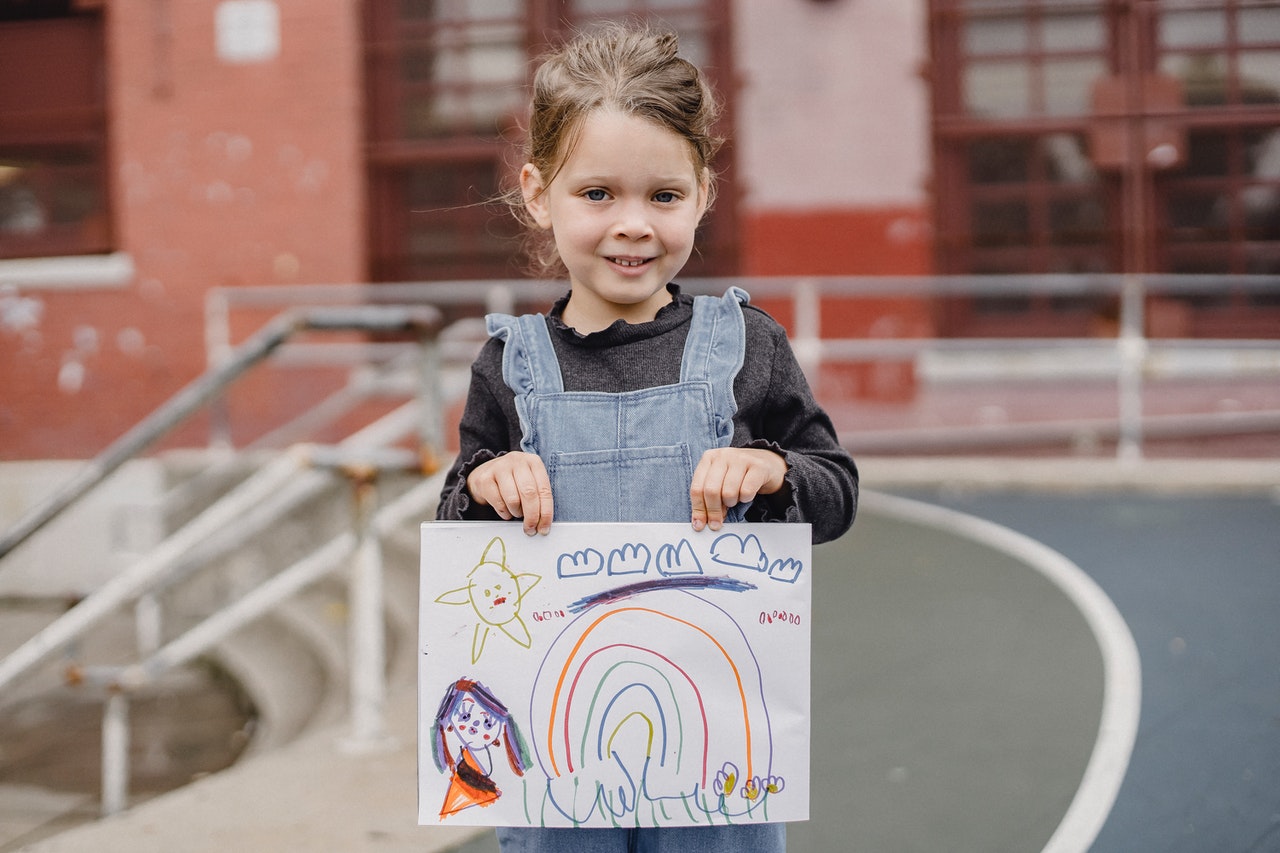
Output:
[654,191,678,203]
[584,188,608,201]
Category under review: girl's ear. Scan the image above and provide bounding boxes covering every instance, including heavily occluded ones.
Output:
[695,167,711,221]
[520,164,552,229]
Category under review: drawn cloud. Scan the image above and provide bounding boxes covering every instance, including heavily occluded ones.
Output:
[767,558,803,584]
[655,539,703,576]
[558,548,605,578]
[607,542,651,575]
[709,533,768,573]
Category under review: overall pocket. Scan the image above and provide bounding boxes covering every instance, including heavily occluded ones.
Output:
[548,444,693,523]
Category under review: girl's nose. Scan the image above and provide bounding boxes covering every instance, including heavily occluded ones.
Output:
[612,201,654,240]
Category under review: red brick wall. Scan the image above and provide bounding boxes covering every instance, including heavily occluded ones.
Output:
[0,0,365,459]
[742,206,936,402]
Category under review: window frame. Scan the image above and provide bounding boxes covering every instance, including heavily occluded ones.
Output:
[362,0,737,284]
[929,0,1280,336]
[0,10,111,261]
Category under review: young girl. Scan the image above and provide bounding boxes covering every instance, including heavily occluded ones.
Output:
[436,23,858,853]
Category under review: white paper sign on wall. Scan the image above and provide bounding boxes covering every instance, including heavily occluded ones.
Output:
[215,0,280,64]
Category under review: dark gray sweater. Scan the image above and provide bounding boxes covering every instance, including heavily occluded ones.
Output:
[436,285,858,544]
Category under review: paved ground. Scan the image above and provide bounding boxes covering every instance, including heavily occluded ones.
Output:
[0,609,254,852]
[887,486,1280,853]
[8,487,1113,853]
[7,458,1278,852]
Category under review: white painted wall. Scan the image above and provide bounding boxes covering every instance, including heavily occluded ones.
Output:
[0,460,164,598]
[733,0,930,210]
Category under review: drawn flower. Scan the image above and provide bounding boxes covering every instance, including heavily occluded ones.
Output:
[713,762,739,797]
[741,775,763,801]
[764,775,785,795]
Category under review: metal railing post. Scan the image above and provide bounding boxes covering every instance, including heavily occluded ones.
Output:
[417,335,444,475]
[1117,274,1148,463]
[135,594,163,657]
[793,277,822,378]
[101,691,130,816]
[343,468,393,752]
[203,287,234,450]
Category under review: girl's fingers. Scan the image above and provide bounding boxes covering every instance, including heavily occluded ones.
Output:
[467,453,554,534]
[691,448,788,531]
[516,464,554,535]
[690,454,729,531]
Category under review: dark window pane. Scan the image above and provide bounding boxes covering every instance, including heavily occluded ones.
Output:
[972,199,1030,246]
[1165,189,1229,237]
[1183,129,1231,177]
[969,137,1031,184]
[1049,197,1106,245]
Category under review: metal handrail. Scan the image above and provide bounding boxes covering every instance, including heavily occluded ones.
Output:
[0,304,445,817]
[206,274,1280,461]
[0,305,442,562]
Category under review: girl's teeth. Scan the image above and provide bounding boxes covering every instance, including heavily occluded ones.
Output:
[614,258,645,267]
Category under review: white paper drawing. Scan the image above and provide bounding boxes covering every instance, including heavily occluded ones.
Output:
[419,522,812,828]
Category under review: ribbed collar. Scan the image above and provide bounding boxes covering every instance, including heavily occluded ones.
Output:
[547,283,692,348]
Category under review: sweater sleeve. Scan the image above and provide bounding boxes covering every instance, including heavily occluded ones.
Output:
[435,339,521,522]
[736,309,859,544]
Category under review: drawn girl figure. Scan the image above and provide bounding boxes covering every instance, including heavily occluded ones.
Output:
[432,678,531,819]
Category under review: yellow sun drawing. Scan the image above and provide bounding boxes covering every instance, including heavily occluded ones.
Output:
[435,536,542,664]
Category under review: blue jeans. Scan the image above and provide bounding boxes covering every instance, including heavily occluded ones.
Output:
[495,824,786,853]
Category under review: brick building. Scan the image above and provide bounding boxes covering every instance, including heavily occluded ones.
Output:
[2,0,1278,458]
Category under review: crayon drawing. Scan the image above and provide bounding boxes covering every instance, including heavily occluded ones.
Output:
[419,522,811,828]
[431,678,532,818]
[434,536,543,664]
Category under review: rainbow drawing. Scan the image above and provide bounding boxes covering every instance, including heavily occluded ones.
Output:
[526,583,780,825]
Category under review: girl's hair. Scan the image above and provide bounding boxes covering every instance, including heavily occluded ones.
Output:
[515,23,723,275]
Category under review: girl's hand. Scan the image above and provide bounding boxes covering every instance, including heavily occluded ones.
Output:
[690,447,788,532]
[466,452,554,535]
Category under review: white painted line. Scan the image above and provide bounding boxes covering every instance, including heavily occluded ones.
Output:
[861,490,1142,853]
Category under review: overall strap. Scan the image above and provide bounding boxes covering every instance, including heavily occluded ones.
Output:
[485,312,565,396]
[681,286,749,428]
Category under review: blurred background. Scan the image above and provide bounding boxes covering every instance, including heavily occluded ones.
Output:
[2,0,1279,459]
[1,1,1278,851]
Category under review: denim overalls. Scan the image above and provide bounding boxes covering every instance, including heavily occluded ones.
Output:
[484,287,786,853]
[487,287,753,525]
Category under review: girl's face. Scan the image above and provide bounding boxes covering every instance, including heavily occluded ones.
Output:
[450,695,499,750]
[521,109,709,333]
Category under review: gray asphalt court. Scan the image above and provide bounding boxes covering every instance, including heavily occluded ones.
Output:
[888,487,1280,853]
[450,491,1122,853]
[14,485,1278,852]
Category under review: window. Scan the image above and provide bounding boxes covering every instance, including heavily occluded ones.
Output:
[0,3,109,260]
[363,0,735,282]
[930,0,1280,336]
